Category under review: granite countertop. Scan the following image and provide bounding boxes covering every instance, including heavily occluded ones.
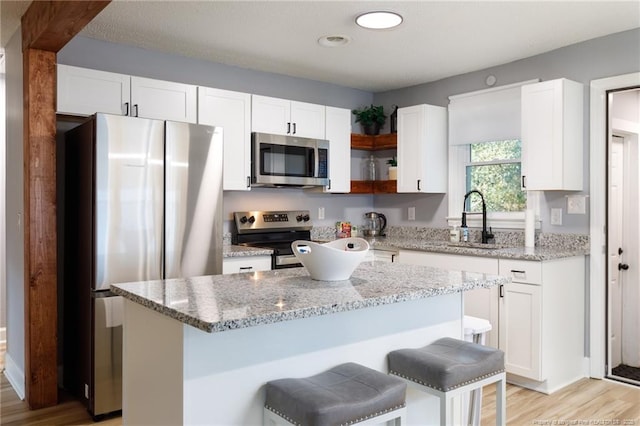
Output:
[223,245,273,258]
[368,238,589,261]
[111,261,509,333]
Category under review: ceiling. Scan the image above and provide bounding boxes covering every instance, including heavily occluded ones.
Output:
[2,1,639,92]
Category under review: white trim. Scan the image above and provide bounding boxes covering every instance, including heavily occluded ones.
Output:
[3,352,26,400]
[0,327,5,343]
[589,72,640,379]
[448,79,539,100]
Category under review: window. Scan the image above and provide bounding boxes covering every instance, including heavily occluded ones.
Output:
[466,140,526,212]
[447,79,540,229]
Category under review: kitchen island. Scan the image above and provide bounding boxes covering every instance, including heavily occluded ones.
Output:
[111,260,509,425]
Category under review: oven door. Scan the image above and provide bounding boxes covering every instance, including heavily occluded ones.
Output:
[251,132,328,187]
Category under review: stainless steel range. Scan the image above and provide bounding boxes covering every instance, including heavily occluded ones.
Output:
[232,210,313,269]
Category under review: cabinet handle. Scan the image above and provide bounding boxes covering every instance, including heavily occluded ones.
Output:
[522,175,526,189]
[417,179,421,191]
[239,266,253,272]
[292,122,297,134]
[287,122,291,134]
[391,254,396,263]
[499,284,504,298]
[327,179,331,190]
[134,104,139,117]
[510,269,526,274]
[247,176,251,188]
[124,102,129,116]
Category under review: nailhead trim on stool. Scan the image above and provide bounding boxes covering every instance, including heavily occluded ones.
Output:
[263,362,407,426]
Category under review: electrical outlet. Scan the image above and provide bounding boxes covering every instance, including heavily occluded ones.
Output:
[408,206,416,221]
[550,208,563,225]
[567,195,586,214]
[318,207,325,220]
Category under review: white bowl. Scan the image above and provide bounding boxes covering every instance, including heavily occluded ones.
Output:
[291,238,370,281]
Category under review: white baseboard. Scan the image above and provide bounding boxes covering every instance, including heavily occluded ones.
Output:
[4,352,25,400]
[0,327,6,344]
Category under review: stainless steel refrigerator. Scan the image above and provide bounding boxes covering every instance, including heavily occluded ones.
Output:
[62,113,223,418]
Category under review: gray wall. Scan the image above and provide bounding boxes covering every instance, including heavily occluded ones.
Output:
[5,28,24,382]
[374,28,640,234]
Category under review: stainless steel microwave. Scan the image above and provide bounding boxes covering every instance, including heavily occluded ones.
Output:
[251,132,329,187]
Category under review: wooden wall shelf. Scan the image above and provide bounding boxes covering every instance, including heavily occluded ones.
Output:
[351,133,397,150]
[350,180,397,194]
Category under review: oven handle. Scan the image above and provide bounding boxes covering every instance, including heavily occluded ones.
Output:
[276,255,302,267]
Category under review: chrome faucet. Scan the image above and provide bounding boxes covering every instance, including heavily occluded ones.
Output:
[461,190,494,244]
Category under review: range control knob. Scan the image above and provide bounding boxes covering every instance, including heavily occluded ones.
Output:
[302,214,310,222]
[296,215,303,222]
[239,216,248,224]
[248,215,256,224]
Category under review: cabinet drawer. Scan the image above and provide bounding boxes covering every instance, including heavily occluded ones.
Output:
[499,259,542,284]
[223,256,272,274]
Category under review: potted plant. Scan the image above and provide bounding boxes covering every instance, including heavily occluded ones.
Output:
[352,104,386,135]
[387,156,397,180]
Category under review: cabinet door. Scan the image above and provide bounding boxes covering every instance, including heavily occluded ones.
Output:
[251,95,291,135]
[291,101,325,139]
[324,106,351,193]
[130,76,197,123]
[499,281,543,380]
[57,64,130,116]
[222,256,272,274]
[397,104,447,193]
[198,87,251,191]
[521,79,583,191]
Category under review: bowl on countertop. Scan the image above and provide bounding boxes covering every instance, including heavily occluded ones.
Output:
[291,238,370,281]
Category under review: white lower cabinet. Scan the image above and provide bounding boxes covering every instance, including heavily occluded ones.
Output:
[398,250,500,347]
[398,250,586,393]
[222,256,272,274]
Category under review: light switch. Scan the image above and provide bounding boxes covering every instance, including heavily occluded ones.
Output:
[567,195,586,214]
[408,207,416,221]
[550,208,563,225]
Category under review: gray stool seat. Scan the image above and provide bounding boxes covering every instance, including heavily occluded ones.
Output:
[388,337,504,391]
[265,362,407,426]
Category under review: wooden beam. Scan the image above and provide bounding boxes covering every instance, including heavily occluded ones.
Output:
[22,47,58,410]
[20,0,111,409]
[22,1,111,52]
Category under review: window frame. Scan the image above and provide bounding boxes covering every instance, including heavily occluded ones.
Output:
[447,144,540,229]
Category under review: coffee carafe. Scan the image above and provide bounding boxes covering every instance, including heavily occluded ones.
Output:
[363,212,387,237]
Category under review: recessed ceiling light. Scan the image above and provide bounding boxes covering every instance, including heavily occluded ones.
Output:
[318,35,351,47]
[356,11,403,30]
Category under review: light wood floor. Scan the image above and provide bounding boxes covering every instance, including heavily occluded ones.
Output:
[2,371,639,425]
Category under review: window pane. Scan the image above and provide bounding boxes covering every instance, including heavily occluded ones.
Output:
[470,140,521,162]
[465,163,526,212]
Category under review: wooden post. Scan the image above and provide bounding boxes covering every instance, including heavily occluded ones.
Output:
[20,0,111,409]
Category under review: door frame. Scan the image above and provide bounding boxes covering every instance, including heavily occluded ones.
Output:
[590,72,640,378]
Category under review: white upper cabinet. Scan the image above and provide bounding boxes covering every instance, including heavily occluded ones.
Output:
[57,64,130,116]
[397,104,447,193]
[251,95,325,139]
[130,76,197,123]
[521,78,583,191]
[324,106,351,193]
[198,87,252,191]
[57,64,197,123]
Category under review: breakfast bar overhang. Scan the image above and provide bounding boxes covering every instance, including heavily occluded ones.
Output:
[111,261,508,425]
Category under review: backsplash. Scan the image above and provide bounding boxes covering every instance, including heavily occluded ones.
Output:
[309,226,589,251]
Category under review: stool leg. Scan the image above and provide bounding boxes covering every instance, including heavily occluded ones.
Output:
[495,373,506,426]
[440,394,453,426]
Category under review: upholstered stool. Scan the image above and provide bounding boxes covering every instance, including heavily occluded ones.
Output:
[264,362,407,425]
[463,315,493,425]
[388,337,505,426]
